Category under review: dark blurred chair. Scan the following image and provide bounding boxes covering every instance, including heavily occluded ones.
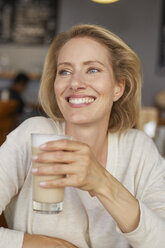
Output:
[0,100,18,227]
[0,213,8,228]
[155,91,165,126]
[155,91,165,157]
[0,100,18,145]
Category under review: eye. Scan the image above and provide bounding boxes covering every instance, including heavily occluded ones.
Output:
[88,68,99,74]
[58,70,71,76]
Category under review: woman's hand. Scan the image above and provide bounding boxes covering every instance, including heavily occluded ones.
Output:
[32,139,107,196]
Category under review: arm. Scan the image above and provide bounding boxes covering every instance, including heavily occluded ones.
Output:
[0,118,79,248]
[23,234,78,248]
[0,137,29,248]
[92,169,140,233]
[0,138,77,248]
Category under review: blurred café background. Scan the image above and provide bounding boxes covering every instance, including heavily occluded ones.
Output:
[0,0,164,156]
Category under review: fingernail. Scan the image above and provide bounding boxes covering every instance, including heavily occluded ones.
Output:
[32,155,38,161]
[32,168,38,173]
[40,143,47,149]
[40,181,47,187]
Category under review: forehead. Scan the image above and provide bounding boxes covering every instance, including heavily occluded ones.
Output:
[57,36,111,64]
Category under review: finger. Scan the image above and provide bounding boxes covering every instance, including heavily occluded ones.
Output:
[39,175,85,188]
[40,139,90,153]
[32,150,79,164]
[32,163,78,176]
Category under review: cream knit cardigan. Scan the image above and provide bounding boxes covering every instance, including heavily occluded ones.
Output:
[0,117,165,248]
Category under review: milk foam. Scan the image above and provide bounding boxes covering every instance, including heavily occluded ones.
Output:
[31,133,71,147]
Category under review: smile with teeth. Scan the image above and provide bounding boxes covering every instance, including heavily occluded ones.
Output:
[68,97,95,104]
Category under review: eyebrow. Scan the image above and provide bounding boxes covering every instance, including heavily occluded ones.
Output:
[57,62,72,67]
[84,60,105,66]
[57,60,105,67]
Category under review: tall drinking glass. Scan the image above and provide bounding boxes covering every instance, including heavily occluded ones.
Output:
[31,133,71,214]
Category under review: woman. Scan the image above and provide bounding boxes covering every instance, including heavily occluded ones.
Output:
[0,24,165,248]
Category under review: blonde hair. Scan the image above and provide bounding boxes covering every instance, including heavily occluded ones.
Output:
[39,24,142,133]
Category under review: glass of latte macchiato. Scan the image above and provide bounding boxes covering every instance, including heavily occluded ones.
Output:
[31,133,71,214]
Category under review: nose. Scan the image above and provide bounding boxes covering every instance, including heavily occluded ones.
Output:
[69,71,86,91]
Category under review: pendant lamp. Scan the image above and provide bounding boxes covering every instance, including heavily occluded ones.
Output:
[91,0,119,4]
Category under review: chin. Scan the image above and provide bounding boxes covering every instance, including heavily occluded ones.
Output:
[65,115,92,125]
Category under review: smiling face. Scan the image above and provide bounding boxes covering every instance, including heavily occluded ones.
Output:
[54,36,124,128]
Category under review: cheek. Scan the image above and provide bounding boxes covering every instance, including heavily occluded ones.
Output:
[54,80,63,98]
[54,78,69,96]
[94,80,114,97]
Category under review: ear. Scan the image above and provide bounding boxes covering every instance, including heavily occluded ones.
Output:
[113,79,125,102]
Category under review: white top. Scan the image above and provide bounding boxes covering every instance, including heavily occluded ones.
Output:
[0,116,165,248]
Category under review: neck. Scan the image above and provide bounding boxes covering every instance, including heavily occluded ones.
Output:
[65,122,109,167]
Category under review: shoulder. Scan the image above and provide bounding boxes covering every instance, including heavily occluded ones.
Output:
[113,128,162,165]
[17,116,63,133]
[110,129,165,192]
[120,128,156,150]
[7,116,64,145]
